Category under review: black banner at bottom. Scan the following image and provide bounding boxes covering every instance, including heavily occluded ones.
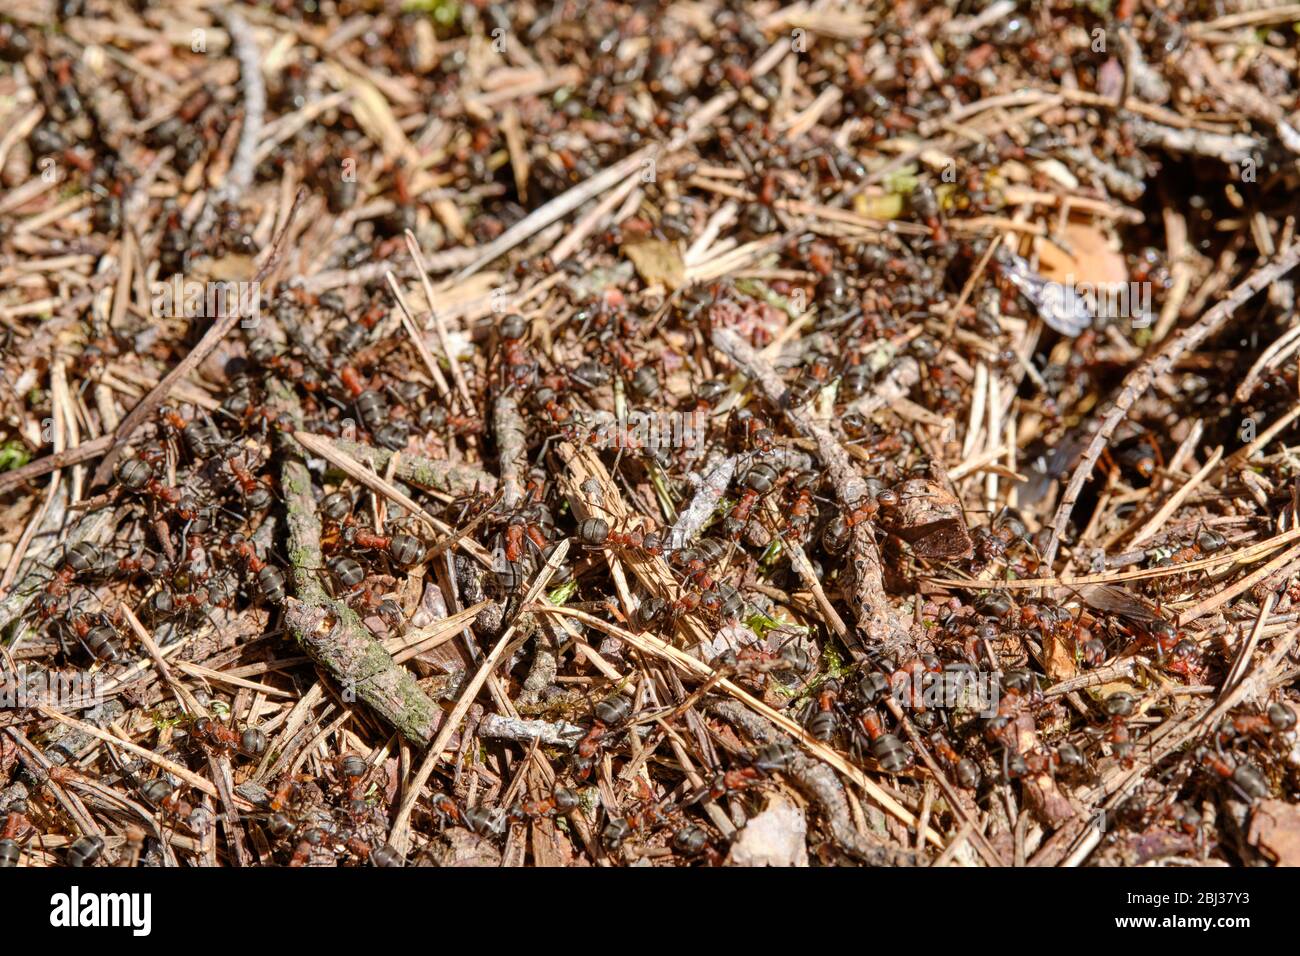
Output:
[0,864,1275,943]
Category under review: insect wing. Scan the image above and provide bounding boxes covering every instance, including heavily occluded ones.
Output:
[1001,253,1093,337]
[1076,584,1162,623]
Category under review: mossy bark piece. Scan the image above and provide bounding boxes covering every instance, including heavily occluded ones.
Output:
[280,455,440,747]
[330,439,496,496]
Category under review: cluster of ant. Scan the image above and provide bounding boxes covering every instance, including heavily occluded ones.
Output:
[10,0,1295,868]
[413,690,809,865]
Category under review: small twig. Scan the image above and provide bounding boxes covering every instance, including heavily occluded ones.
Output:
[455,149,653,279]
[328,437,497,496]
[0,435,114,497]
[711,327,908,655]
[385,270,453,401]
[492,393,528,510]
[212,6,266,203]
[406,231,475,412]
[477,713,583,747]
[667,455,736,551]
[280,450,442,747]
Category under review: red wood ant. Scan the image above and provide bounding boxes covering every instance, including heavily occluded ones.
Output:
[288,827,328,867]
[576,516,663,555]
[729,407,775,451]
[342,528,428,567]
[685,740,798,806]
[61,610,126,663]
[723,461,778,539]
[512,787,580,821]
[29,541,108,619]
[573,693,633,779]
[497,313,538,388]
[504,513,550,564]
[227,534,288,604]
[800,678,845,741]
[692,766,763,804]
[225,453,275,512]
[0,797,36,867]
[115,458,187,511]
[1157,528,1228,567]
[781,354,838,409]
[190,715,268,759]
[1097,691,1138,770]
[429,792,463,828]
[853,709,913,773]
[930,731,981,788]
[1101,432,1164,483]
[603,780,677,851]
[159,405,226,460]
[782,471,822,541]
[1216,703,1297,750]
[1196,747,1270,802]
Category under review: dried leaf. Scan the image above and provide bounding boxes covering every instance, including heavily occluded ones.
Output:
[1043,628,1077,682]
[1037,224,1128,286]
[726,796,809,867]
[878,479,974,560]
[1248,800,1300,865]
[624,239,686,290]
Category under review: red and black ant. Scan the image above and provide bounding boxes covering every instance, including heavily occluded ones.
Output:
[723,460,778,539]
[224,451,275,513]
[189,715,268,759]
[340,527,428,568]
[115,457,199,519]
[572,692,634,779]
[511,787,580,822]
[1196,747,1271,802]
[780,354,838,409]
[1215,703,1297,752]
[684,741,799,807]
[575,516,664,556]
[58,608,126,664]
[227,534,288,604]
[852,708,913,774]
[1094,691,1139,770]
[929,730,981,789]
[782,470,823,541]
[729,407,776,452]
[159,405,226,460]
[497,313,538,389]
[0,798,35,867]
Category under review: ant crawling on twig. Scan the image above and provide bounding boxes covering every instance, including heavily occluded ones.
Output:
[1196,746,1271,802]
[511,786,581,823]
[712,628,817,684]
[23,540,125,622]
[601,778,679,853]
[684,740,800,808]
[1212,702,1297,777]
[158,404,227,462]
[796,677,849,743]
[56,604,128,664]
[572,691,635,779]
[227,533,288,605]
[188,714,268,760]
